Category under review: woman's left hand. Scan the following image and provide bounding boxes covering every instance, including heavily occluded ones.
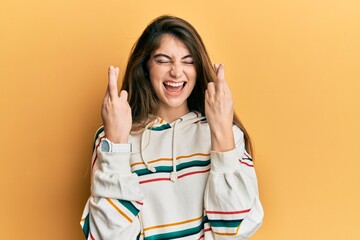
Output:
[205,64,235,152]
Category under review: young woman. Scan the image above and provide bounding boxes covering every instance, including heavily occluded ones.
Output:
[81,15,263,239]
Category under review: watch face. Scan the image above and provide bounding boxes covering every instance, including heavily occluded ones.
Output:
[101,139,111,152]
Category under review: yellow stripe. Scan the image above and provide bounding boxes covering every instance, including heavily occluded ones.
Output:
[177,153,210,160]
[131,153,210,167]
[144,215,203,231]
[212,224,241,236]
[106,198,133,223]
[80,218,85,222]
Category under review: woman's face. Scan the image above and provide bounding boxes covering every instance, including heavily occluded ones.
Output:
[147,34,197,117]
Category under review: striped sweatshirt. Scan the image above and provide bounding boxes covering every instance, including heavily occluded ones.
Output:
[80,111,263,239]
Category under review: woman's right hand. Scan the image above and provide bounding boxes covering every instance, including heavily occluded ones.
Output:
[101,66,132,143]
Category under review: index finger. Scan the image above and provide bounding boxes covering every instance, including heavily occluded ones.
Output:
[214,64,226,95]
[217,64,232,95]
[108,66,119,99]
[216,64,225,83]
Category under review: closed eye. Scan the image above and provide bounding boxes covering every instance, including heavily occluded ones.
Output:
[154,58,171,64]
[153,54,171,64]
[152,53,194,64]
[182,55,194,64]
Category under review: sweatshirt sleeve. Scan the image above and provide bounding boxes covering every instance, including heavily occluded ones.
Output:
[204,126,264,239]
[80,127,144,240]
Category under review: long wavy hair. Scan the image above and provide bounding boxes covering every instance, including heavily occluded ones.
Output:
[120,15,254,155]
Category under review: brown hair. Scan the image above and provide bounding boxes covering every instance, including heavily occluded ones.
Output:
[121,15,253,156]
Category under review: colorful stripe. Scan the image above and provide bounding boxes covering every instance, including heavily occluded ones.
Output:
[134,160,210,176]
[144,215,203,231]
[90,232,95,240]
[144,215,209,240]
[209,219,243,228]
[178,169,210,179]
[131,153,210,168]
[106,198,133,223]
[239,159,254,167]
[148,123,171,131]
[81,214,90,237]
[139,168,210,184]
[92,126,104,151]
[118,200,141,216]
[212,225,241,236]
[206,209,249,236]
[243,151,252,161]
[197,228,211,240]
[206,209,251,215]
[145,224,203,240]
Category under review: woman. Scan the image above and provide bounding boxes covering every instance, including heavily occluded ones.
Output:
[81,15,263,239]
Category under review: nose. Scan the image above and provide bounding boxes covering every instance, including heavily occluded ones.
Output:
[170,63,183,78]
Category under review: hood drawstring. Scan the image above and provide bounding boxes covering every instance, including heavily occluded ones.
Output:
[140,115,190,183]
[140,122,157,173]
[170,118,182,182]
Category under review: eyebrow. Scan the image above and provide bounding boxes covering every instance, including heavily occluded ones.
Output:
[153,53,193,60]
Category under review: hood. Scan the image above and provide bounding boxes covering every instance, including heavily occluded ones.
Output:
[140,111,206,182]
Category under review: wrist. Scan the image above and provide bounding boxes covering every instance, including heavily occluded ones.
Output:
[210,127,235,152]
[104,133,128,144]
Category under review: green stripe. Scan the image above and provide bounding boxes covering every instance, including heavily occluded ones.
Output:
[209,219,243,228]
[149,123,171,131]
[203,215,209,223]
[82,214,90,237]
[244,147,253,161]
[134,160,210,176]
[118,200,140,216]
[93,126,104,150]
[144,219,204,240]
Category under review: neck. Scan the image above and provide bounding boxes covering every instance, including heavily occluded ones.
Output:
[157,104,189,123]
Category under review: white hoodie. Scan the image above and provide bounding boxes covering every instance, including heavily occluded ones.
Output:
[80,111,263,239]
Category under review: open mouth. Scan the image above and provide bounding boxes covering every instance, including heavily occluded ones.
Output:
[163,81,187,93]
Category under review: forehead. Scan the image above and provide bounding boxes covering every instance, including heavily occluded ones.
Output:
[153,34,191,56]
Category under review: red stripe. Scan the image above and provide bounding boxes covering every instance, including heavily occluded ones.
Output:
[139,177,170,184]
[197,228,211,240]
[244,152,251,159]
[90,232,95,240]
[91,136,105,169]
[206,209,251,214]
[239,160,254,167]
[178,169,210,179]
[135,201,144,205]
[139,169,210,184]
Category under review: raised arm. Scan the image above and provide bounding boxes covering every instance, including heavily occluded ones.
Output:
[80,66,144,239]
[204,64,263,239]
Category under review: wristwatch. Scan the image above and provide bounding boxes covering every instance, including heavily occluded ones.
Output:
[100,138,132,153]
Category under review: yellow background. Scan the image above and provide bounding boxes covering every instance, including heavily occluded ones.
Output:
[1,0,359,239]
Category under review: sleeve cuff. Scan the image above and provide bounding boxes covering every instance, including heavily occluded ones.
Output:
[210,148,241,174]
[98,150,132,175]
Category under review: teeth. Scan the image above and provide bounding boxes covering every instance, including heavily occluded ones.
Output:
[164,82,184,87]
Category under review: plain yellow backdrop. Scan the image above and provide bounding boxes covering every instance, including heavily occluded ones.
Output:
[1,0,359,239]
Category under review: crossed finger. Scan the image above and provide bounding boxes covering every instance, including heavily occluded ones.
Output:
[213,64,231,96]
[107,65,120,100]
